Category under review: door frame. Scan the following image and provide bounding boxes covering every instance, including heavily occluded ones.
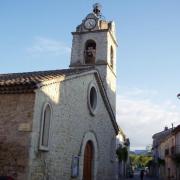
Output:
[79,131,99,180]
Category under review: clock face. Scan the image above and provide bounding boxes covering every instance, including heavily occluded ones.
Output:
[84,18,96,30]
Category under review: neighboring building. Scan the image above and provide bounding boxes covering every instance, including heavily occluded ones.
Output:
[172,125,180,179]
[152,127,172,178]
[116,129,130,178]
[0,4,119,180]
[163,132,176,179]
[152,126,180,179]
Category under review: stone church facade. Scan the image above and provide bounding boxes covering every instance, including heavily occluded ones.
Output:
[0,4,119,180]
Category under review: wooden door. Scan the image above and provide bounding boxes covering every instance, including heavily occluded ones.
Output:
[83,141,93,180]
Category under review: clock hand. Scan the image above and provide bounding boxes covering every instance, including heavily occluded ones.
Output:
[89,22,93,26]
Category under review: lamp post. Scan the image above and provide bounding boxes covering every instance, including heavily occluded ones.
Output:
[177,93,180,100]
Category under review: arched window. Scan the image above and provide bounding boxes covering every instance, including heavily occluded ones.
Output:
[84,40,96,64]
[110,46,114,69]
[39,103,51,150]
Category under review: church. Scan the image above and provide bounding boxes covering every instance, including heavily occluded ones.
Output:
[0,4,119,180]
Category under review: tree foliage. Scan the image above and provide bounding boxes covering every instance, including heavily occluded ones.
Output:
[116,147,128,162]
[129,154,152,168]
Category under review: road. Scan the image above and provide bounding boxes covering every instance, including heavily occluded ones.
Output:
[121,171,159,180]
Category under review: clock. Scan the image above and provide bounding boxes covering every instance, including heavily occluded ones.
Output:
[84,18,96,30]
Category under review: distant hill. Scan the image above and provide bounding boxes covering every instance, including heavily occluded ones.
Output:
[130,150,148,155]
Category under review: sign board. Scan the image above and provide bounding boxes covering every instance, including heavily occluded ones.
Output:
[71,156,79,178]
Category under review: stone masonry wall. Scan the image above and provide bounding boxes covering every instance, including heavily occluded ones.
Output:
[70,31,108,65]
[70,30,117,115]
[29,73,117,180]
[0,93,35,180]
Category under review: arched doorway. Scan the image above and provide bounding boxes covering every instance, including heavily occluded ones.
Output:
[83,141,94,180]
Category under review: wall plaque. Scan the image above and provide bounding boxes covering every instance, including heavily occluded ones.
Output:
[18,123,32,132]
[71,156,79,178]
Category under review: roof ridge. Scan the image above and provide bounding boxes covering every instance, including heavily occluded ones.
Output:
[0,67,93,76]
[0,67,94,94]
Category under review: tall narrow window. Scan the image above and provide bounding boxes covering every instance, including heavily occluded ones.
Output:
[110,46,114,69]
[84,40,96,64]
[39,104,51,150]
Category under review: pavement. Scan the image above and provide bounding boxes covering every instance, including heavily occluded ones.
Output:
[122,176,158,180]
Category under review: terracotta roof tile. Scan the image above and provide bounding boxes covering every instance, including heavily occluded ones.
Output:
[0,68,92,94]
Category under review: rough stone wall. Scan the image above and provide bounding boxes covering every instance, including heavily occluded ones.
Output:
[70,30,117,114]
[95,65,116,114]
[97,31,117,115]
[70,31,108,65]
[29,73,116,180]
[0,93,35,180]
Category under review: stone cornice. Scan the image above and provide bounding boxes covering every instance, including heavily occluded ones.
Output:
[72,29,118,47]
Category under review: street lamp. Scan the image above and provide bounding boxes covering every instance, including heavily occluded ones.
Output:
[177,93,180,100]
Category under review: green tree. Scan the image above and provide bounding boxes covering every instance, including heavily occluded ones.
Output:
[116,147,128,162]
[129,154,152,168]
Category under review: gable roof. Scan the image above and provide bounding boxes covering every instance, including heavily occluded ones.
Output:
[0,68,92,94]
[152,128,172,147]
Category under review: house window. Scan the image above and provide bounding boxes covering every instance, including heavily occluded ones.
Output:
[84,40,96,64]
[39,103,52,151]
[110,46,114,69]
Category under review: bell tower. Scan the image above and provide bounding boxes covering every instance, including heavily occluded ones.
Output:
[70,4,117,114]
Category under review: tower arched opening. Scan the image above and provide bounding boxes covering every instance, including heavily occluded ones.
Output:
[84,40,96,64]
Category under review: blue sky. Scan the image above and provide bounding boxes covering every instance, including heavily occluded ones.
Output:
[1,0,180,149]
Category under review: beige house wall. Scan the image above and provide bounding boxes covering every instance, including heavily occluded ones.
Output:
[164,135,176,179]
[158,142,165,179]
[176,131,180,153]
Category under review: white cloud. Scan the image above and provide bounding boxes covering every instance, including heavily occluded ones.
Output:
[117,88,180,150]
[118,87,158,99]
[26,37,71,56]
